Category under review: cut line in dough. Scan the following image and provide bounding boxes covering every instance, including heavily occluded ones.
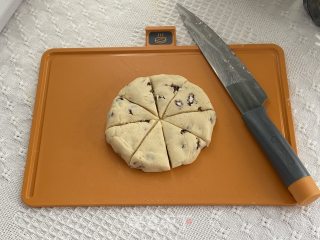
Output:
[164,110,216,145]
[128,119,159,165]
[163,108,213,119]
[106,120,158,164]
[118,76,158,116]
[161,120,208,146]
[129,121,170,172]
[149,78,160,117]
[121,95,158,118]
[163,81,213,118]
[150,74,187,118]
[107,96,158,129]
[162,121,206,168]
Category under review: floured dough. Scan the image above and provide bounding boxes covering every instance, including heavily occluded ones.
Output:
[129,121,170,172]
[107,96,158,128]
[150,74,187,117]
[163,81,213,117]
[162,121,206,168]
[106,120,157,163]
[105,74,216,172]
[119,77,158,115]
[164,110,216,145]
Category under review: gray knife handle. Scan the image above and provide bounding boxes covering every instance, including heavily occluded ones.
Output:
[242,107,309,187]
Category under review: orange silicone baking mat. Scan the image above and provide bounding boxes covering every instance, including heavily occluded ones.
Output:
[22,44,298,206]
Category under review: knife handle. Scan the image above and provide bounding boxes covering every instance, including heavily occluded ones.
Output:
[243,107,320,204]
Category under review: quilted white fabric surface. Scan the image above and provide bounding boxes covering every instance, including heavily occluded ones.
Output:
[0,0,319,239]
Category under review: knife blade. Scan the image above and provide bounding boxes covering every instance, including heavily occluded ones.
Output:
[177,3,320,204]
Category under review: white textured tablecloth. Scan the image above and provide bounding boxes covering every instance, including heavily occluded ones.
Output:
[0,0,319,239]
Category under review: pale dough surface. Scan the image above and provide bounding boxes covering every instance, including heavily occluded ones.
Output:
[150,74,187,118]
[107,96,158,128]
[106,120,157,164]
[161,121,206,168]
[129,121,170,172]
[164,110,216,145]
[163,81,213,117]
[118,77,158,116]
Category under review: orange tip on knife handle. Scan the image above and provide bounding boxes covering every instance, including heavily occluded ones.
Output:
[288,176,320,205]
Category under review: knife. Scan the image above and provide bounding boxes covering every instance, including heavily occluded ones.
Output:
[177,3,320,204]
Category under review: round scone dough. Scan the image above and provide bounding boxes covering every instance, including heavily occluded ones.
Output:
[105,74,216,172]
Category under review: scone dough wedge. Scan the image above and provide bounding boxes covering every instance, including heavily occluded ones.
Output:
[162,121,206,168]
[150,74,187,118]
[129,121,170,172]
[107,96,158,128]
[119,77,158,116]
[164,110,216,145]
[106,120,157,164]
[163,81,213,117]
